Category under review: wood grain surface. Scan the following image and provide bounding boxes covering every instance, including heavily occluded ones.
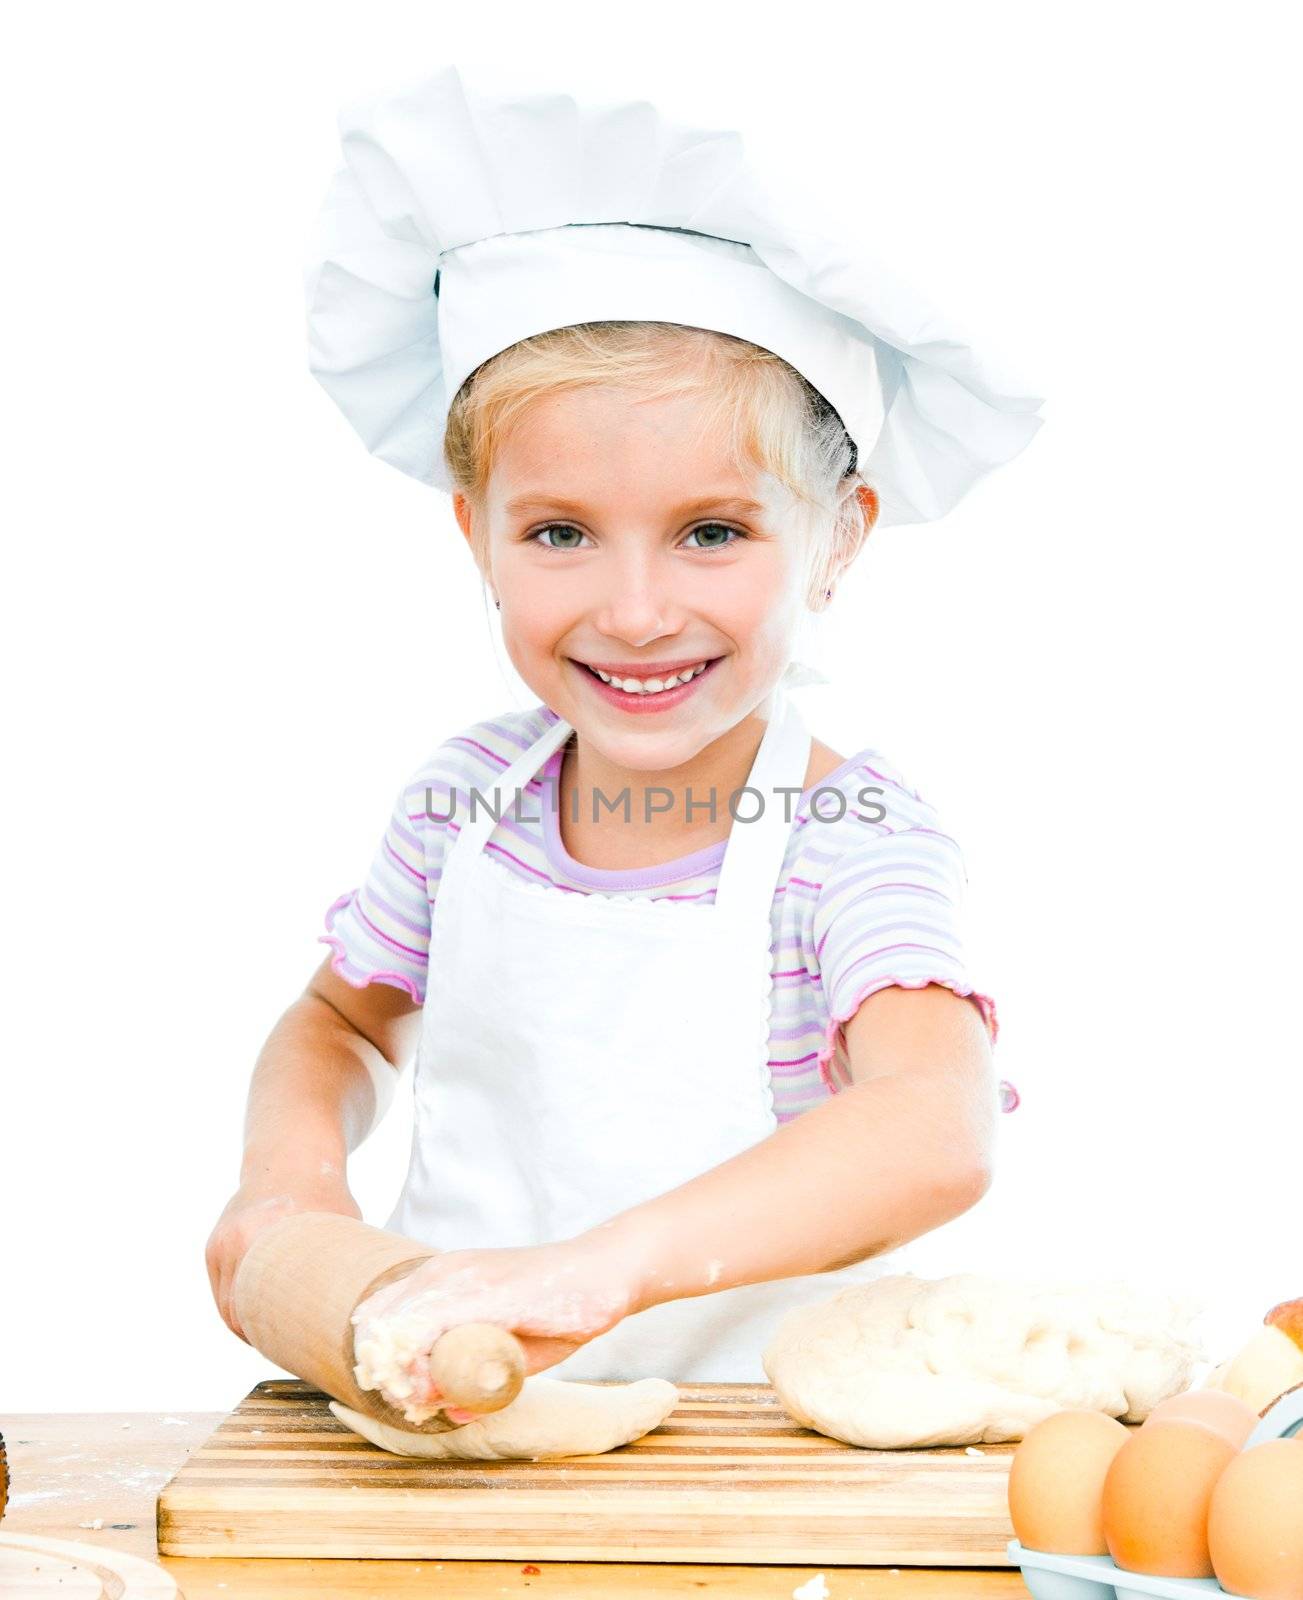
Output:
[0,1531,179,1597]
[0,1407,1032,1596]
[157,1379,1023,1565]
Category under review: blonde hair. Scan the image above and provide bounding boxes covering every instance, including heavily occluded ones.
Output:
[443,321,873,608]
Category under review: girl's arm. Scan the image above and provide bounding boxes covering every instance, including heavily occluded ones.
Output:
[602,980,998,1314]
[349,981,996,1416]
[205,958,421,1340]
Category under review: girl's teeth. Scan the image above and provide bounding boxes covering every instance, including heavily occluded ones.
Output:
[592,662,710,695]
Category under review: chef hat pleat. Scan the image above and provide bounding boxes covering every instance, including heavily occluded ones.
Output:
[304,64,1044,527]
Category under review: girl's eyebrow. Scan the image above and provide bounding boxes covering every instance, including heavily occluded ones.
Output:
[503,493,767,517]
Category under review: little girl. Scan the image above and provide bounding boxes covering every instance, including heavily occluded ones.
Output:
[206,66,1041,1423]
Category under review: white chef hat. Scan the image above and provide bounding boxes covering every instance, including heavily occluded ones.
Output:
[303,64,1044,531]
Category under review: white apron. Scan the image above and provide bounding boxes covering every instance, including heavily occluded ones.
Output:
[386,685,902,1380]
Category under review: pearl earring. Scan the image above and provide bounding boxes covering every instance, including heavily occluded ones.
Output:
[494,598,501,609]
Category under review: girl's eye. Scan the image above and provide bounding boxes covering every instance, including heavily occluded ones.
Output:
[530,524,587,551]
[684,522,744,552]
[527,521,745,554]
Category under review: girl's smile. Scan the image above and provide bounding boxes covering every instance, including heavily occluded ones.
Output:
[568,654,724,714]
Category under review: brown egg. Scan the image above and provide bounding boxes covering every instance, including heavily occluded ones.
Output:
[1007,1409,1131,1554]
[1143,1388,1260,1449]
[1209,1436,1303,1600]
[1102,1419,1238,1576]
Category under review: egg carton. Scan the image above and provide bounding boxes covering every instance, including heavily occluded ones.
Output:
[1008,1385,1303,1600]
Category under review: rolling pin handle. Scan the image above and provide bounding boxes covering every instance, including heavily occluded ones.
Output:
[427,1322,527,1414]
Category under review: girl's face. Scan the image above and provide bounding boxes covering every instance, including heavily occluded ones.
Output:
[455,384,821,774]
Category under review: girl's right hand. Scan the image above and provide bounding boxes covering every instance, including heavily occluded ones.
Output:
[205,1171,363,1343]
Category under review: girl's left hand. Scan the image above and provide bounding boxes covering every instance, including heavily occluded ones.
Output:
[350,1234,642,1423]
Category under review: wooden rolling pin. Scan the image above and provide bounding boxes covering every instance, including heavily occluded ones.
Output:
[231,1212,526,1435]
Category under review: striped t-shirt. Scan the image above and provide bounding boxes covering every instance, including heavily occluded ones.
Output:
[321,703,1012,1124]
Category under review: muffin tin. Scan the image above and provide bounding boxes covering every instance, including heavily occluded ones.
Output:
[1008,1385,1303,1600]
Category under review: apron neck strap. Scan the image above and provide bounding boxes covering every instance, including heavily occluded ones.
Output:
[712,684,811,922]
[455,688,811,925]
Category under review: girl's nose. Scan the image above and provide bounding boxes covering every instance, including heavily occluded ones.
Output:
[591,560,680,640]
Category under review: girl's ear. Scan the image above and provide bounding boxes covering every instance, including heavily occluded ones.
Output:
[454,493,495,598]
[452,491,475,545]
[812,481,879,609]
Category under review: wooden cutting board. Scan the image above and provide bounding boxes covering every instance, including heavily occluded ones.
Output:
[157,1379,1023,1565]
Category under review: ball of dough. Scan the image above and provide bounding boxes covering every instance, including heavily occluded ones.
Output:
[762,1272,1204,1449]
[330,1375,679,1461]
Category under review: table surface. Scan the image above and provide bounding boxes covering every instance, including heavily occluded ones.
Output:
[0,1412,1031,1598]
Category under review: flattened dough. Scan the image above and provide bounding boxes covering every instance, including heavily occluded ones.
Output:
[330,1375,679,1461]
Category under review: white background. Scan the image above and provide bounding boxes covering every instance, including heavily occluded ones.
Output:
[3,1,1299,1413]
